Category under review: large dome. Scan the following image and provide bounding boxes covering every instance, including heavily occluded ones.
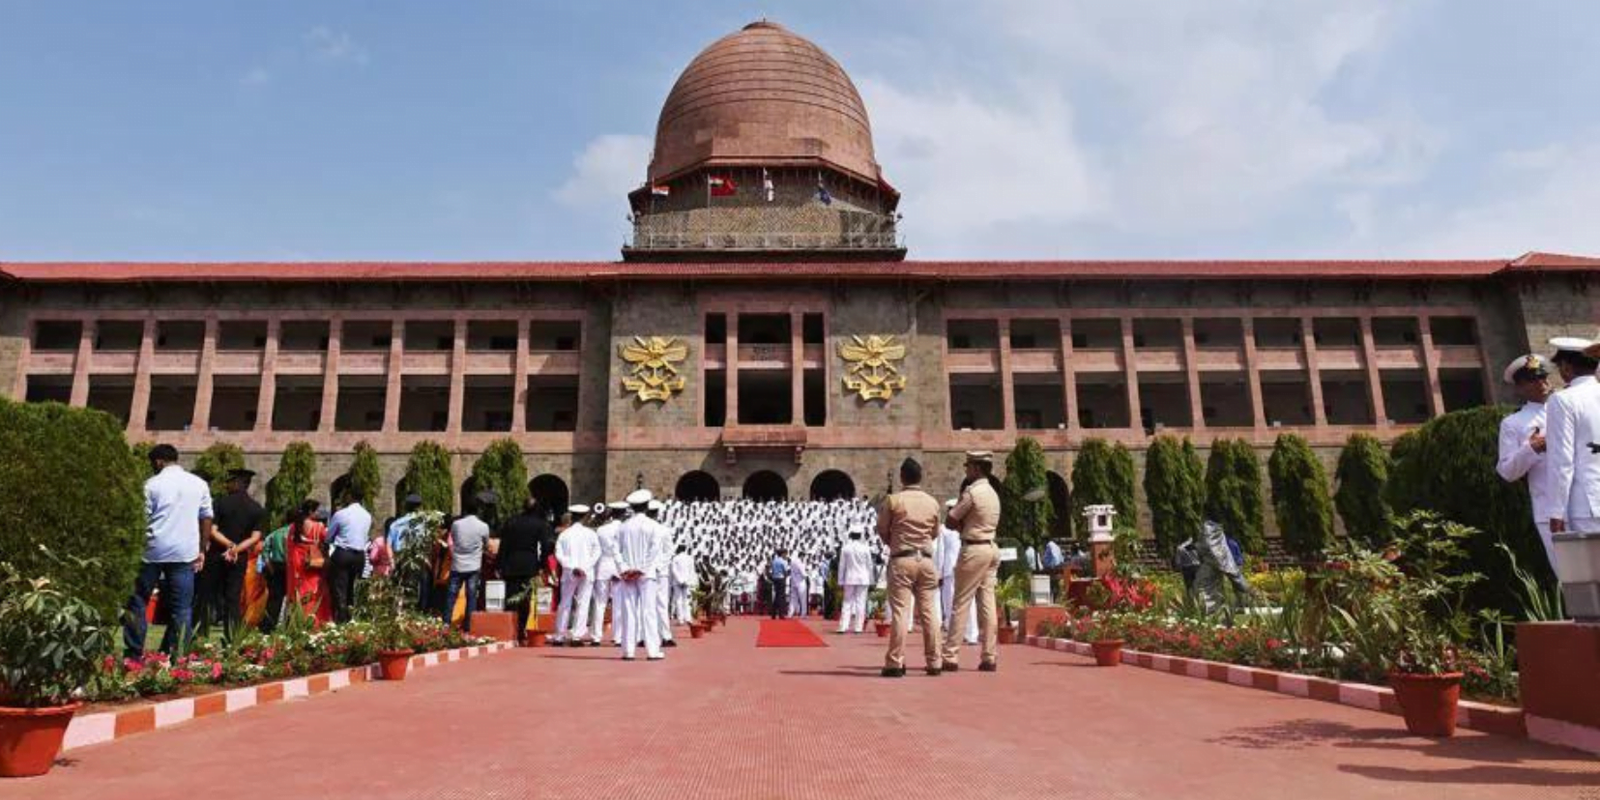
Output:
[649,21,882,185]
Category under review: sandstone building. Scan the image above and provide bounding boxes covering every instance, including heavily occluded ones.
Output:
[4,21,1598,538]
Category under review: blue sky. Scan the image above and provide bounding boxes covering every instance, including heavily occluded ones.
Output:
[2,0,1598,262]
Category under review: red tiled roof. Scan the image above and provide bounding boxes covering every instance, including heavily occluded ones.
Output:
[0,257,1554,284]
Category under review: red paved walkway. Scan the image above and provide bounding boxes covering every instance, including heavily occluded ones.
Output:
[22,619,1600,799]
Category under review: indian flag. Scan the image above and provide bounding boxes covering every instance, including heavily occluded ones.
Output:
[651,184,670,197]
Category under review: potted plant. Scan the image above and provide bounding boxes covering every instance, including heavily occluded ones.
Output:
[1085,612,1127,667]
[995,573,1031,644]
[357,568,416,680]
[0,555,114,777]
[870,588,891,637]
[1388,628,1464,737]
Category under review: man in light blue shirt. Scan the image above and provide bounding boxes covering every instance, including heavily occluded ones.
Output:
[325,489,373,623]
[123,444,214,659]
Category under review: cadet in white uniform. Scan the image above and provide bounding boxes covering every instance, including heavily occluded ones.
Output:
[1546,337,1600,545]
[787,556,809,617]
[836,530,874,633]
[647,500,677,647]
[937,500,977,644]
[589,501,620,645]
[615,490,664,661]
[601,501,630,644]
[552,505,600,646]
[669,545,698,623]
[1496,354,1559,571]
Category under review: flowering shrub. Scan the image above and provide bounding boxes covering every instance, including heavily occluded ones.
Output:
[88,616,492,702]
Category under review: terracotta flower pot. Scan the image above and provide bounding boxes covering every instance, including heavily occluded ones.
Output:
[689,623,706,639]
[1090,639,1124,667]
[998,625,1018,645]
[0,702,81,777]
[1389,672,1463,737]
[874,621,891,638]
[526,631,548,648]
[378,649,415,681]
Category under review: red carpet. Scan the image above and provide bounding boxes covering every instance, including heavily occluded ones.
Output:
[756,619,829,648]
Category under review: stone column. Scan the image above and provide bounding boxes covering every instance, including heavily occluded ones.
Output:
[1358,315,1389,427]
[127,318,155,436]
[254,318,280,433]
[69,320,95,407]
[791,311,805,425]
[998,318,1016,431]
[191,316,219,432]
[1301,316,1327,427]
[1417,314,1446,418]
[382,319,404,433]
[725,316,739,426]
[1060,316,1080,434]
[317,318,342,433]
[1120,316,1142,433]
[512,317,530,433]
[1240,318,1266,431]
[447,317,467,433]
[1182,317,1205,431]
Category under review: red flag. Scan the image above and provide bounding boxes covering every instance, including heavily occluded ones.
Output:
[708,175,737,197]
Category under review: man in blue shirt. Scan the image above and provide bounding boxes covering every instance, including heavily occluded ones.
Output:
[123,444,214,659]
[325,488,373,623]
[768,549,790,619]
[387,493,428,607]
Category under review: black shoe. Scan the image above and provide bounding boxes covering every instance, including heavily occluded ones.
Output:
[588,641,601,647]
[942,662,960,672]
[881,667,906,678]
[648,656,665,661]
[663,639,678,648]
[622,657,635,661]
[978,661,998,673]
[925,667,942,676]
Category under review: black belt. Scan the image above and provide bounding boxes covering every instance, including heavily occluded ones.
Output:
[891,549,931,559]
[961,539,995,547]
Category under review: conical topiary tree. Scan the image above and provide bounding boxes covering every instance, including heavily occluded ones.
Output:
[999,436,1055,550]
[399,441,454,514]
[194,442,246,498]
[1333,432,1393,548]
[1205,438,1266,555]
[342,440,384,510]
[1144,435,1205,558]
[470,438,530,524]
[1268,433,1334,562]
[1070,438,1137,539]
[266,442,316,527]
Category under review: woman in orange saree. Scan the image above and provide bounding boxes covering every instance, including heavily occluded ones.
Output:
[284,499,333,625]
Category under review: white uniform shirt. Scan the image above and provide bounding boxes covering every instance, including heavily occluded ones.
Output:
[669,552,698,588]
[1546,375,1600,523]
[143,464,214,563]
[1498,400,1558,525]
[555,522,600,577]
[936,527,961,578]
[837,540,874,587]
[594,521,621,582]
[652,520,675,579]
[616,515,661,578]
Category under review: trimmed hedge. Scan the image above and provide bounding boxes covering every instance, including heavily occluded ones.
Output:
[1334,433,1393,548]
[194,442,246,497]
[344,440,383,509]
[1269,433,1335,561]
[266,442,316,527]
[400,441,454,514]
[1070,438,1137,538]
[470,438,530,523]
[1144,435,1204,558]
[1205,438,1266,555]
[0,398,145,622]
[999,436,1055,550]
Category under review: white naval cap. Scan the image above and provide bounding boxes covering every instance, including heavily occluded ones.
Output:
[569,504,591,516]
[648,499,664,512]
[626,488,654,506]
[945,498,958,509]
[1502,354,1549,385]
[607,501,629,512]
[1549,336,1594,356]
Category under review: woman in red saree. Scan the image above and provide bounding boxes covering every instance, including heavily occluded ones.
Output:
[284,499,333,625]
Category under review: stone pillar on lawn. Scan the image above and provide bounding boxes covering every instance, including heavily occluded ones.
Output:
[1082,504,1117,579]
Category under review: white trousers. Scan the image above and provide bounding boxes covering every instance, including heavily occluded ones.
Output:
[655,575,674,641]
[618,578,662,659]
[940,577,977,644]
[671,583,692,623]
[555,571,594,641]
[1536,521,1558,576]
[788,582,807,617]
[838,584,869,632]
[589,576,613,643]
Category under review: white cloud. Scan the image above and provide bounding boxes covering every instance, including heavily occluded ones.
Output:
[553,134,652,210]
[304,26,369,66]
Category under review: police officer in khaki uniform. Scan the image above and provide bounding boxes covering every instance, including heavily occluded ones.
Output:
[878,457,944,677]
[942,450,1003,672]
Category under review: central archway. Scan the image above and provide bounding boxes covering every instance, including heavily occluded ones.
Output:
[528,474,569,522]
[742,470,788,502]
[675,470,721,502]
[809,469,856,501]
[1047,470,1071,540]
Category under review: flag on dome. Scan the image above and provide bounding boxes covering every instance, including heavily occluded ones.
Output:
[650,184,670,197]
[708,175,737,196]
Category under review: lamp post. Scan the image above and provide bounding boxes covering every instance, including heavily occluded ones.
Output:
[1082,504,1118,579]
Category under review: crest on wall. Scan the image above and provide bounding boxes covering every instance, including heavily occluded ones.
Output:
[619,336,688,402]
[839,334,908,402]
